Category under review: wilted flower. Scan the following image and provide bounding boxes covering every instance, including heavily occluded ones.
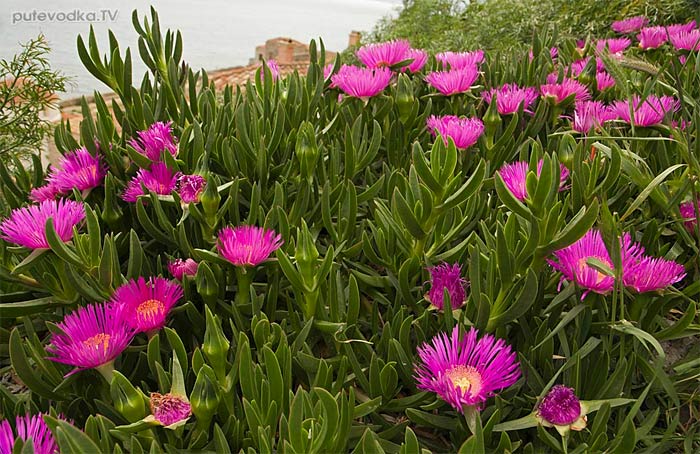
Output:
[122,162,181,202]
[111,277,183,334]
[537,385,587,433]
[540,78,591,104]
[623,256,686,292]
[46,303,135,377]
[405,48,428,72]
[595,71,616,91]
[435,50,485,69]
[29,183,60,203]
[497,160,570,201]
[0,413,60,454]
[128,121,178,162]
[168,258,199,280]
[596,38,631,54]
[669,29,700,51]
[637,26,668,49]
[47,147,107,193]
[0,199,85,250]
[414,326,520,412]
[331,65,393,100]
[573,100,616,133]
[217,225,283,267]
[425,67,480,96]
[426,115,484,150]
[149,392,192,427]
[425,263,467,310]
[482,83,539,115]
[356,39,411,68]
[178,174,206,204]
[612,95,678,127]
[612,16,648,34]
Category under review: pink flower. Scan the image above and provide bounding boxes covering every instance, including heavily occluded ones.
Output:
[0,413,61,454]
[414,326,520,412]
[497,160,569,201]
[596,71,616,91]
[149,392,192,427]
[680,199,700,231]
[667,21,697,35]
[638,26,668,49]
[425,263,467,310]
[612,95,678,127]
[0,199,85,250]
[537,386,586,431]
[217,225,283,267]
[425,67,480,96]
[331,65,393,100]
[178,174,206,204]
[29,183,61,203]
[266,60,280,81]
[45,147,107,193]
[612,16,648,34]
[122,162,180,202]
[46,303,135,376]
[669,29,700,51]
[573,100,616,133]
[596,38,631,54]
[128,121,178,162]
[356,39,411,68]
[623,256,685,292]
[168,258,199,280]
[435,50,485,69]
[110,277,183,334]
[482,83,539,115]
[426,115,484,150]
[405,48,428,72]
[540,78,591,104]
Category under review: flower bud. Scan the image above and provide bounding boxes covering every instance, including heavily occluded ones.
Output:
[190,365,220,429]
[295,220,319,284]
[110,371,147,423]
[200,174,220,219]
[396,73,415,124]
[483,92,501,149]
[195,261,220,307]
[295,121,320,183]
[203,306,230,381]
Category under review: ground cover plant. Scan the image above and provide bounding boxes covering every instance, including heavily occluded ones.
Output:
[1,7,700,453]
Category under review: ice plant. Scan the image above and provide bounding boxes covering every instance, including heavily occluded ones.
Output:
[425,67,480,96]
[435,50,485,69]
[46,303,135,379]
[596,71,615,91]
[414,326,520,412]
[612,95,678,127]
[0,199,85,250]
[178,174,206,204]
[595,38,631,54]
[0,413,59,454]
[426,115,484,150]
[217,225,283,267]
[612,16,648,34]
[46,147,107,193]
[669,29,700,51]
[405,48,428,72]
[356,39,411,68]
[148,392,192,427]
[497,160,569,201]
[637,26,668,49]
[482,83,538,115]
[540,78,591,104]
[111,277,183,335]
[122,162,180,202]
[128,121,178,161]
[572,100,616,133]
[623,256,686,293]
[331,65,393,100]
[266,59,280,81]
[425,263,467,310]
[667,21,697,35]
[680,199,700,231]
[537,385,587,434]
[168,258,199,280]
[29,183,60,203]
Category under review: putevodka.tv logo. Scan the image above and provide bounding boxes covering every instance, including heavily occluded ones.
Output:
[11,9,119,24]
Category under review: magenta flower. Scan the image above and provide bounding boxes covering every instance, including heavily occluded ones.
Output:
[612,16,648,34]
[426,115,484,150]
[405,48,428,72]
[528,47,558,62]
[29,183,60,203]
[435,50,485,69]
[612,95,678,127]
[573,100,616,133]
[425,263,467,310]
[178,174,206,204]
[149,392,192,427]
[111,277,183,334]
[0,413,59,454]
[548,230,616,296]
[596,71,616,91]
[356,39,411,68]
[680,199,700,231]
[217,225,283,267]
[540,78,590,104]
[638,26,668,49]
[669,29,700,51]
[623,256,685,292]
[667,21,697,35]
[596,38,631,54]
[46,303,135,377]
[168,258,199,280]
[122,162,180,202]
[0,199,85,250]
[498,160,569,201]
[537,386,586,431]
[425,67,480,96]
[46,147,107,193]
[415,326,520,412]
[483,83,539,115]
[331,65,393,100]
[266,60,280,81]
[128,121,178,162]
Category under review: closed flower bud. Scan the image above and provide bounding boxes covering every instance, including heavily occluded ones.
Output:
[295,220,319,283]
[110,371,147,423]
[190,365,220,428]
[396,73,415,124]
[200,175,220,219]
[482,93,501,148]
[295,121,320,182]
[203,307,230,381]
[195,261,220,307]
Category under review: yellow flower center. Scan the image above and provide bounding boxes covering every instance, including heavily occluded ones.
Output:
[445,365,483,397]
[137,299,165,320]
[576,257,608,284]
[83,333,111,351]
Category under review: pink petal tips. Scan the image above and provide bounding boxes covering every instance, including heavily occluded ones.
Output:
[46,147,107,193]
[128,121,178,162]
[498,160,569,201]
[538,385,584,428]
[0,199,85,250]
[110,277,184,334]
[425,67,480,96]
[426,263,468,310]
[217,225,283,267]
[0,413,61,454]
[331,65,393,100]
[150,392,192,427]
[168,258,199,280]
[122,162,180,202]
[426,115,484,150]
